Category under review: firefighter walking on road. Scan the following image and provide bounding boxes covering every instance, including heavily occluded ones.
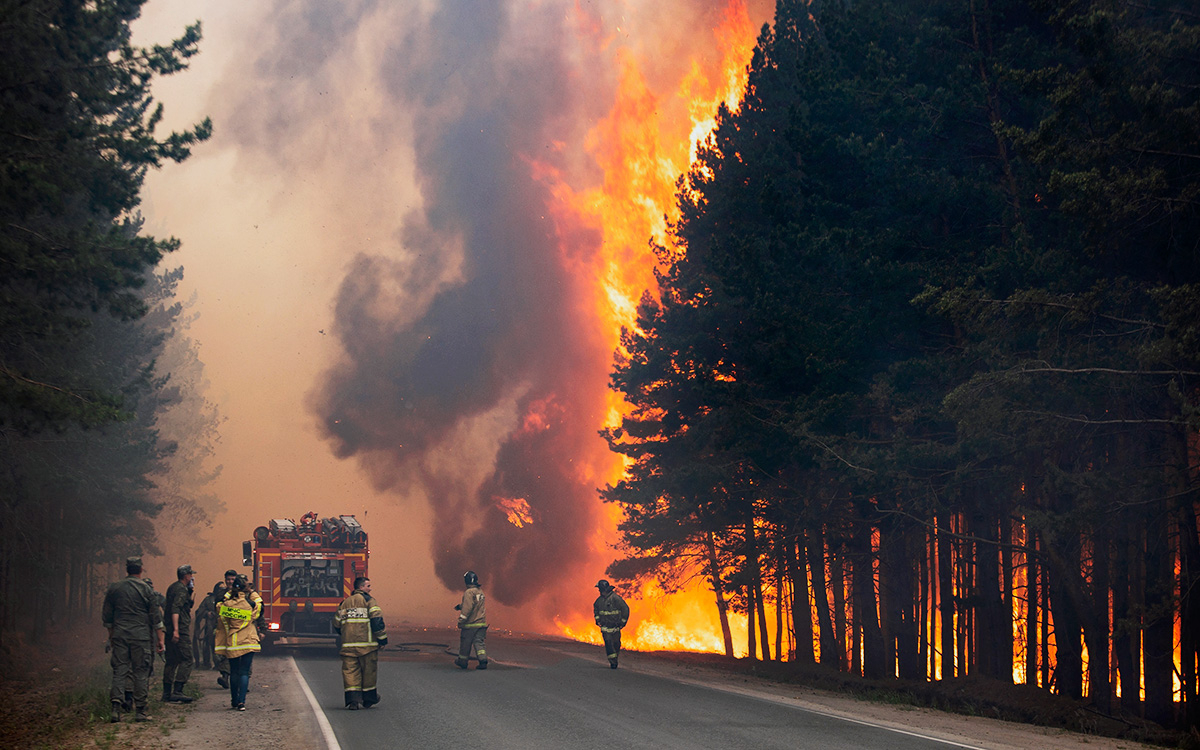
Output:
[593,579,629,669]
[162,564,196,703]
[215,576,260,710]
[333,576,388,709]
[103,556,165,723]
[455,570,488,669]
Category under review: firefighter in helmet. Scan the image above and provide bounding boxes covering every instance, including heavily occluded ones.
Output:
[454,571,488,669]
[593,579,630,669]
[333,576,388,709]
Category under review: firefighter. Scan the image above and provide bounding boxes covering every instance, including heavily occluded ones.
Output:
[103,556,165,723]
[593,579,629,669]
[213,569,237,688]
[215,576,260,710]
[162,564,196,703]
[454,571,488,670]
[333,576,388,709]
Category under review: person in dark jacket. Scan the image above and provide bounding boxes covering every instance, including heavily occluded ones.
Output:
[103,556,165,722]
[592,579,630,669]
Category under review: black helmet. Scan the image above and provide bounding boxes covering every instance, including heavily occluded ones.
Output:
[231,576,247,592]
[596,579,612,592]
[464,570,479,587]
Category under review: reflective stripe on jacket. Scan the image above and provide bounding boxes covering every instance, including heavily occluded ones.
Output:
[593,590,629,633]
[334,590,386,656]
[215,593,260,658]
[458,586,487,628]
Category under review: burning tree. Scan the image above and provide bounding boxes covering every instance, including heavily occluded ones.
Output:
[604,0,1200,730]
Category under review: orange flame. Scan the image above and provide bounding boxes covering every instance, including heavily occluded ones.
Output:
[497,497,534,528]
[539,1,760,654]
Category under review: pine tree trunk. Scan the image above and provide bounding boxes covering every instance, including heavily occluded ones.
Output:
[1143,501,1174,725]
[787,534,814,664]
[938,515,955,679]
[971,505,1006,681]
[746,519,771,661]
[706,530,736,658]
[853,522,886,678]
[1049,540,1083,700]
[1111,522,1140,714]
[808,526,839,669]
[1088,525,1112,714]
[832,547,848,672]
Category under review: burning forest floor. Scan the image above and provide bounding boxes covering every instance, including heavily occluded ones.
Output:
[2,624,1193,749]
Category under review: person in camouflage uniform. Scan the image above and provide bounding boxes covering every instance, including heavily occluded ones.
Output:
[103,557,165,723]
[162,564,196,703]
[192,582,220,670]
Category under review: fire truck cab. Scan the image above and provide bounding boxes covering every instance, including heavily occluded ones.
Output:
[241,512,368,645]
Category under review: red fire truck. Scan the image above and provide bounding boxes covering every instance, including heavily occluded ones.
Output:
[241,512,368,645]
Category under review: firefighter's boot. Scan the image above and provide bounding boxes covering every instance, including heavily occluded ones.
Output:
[217,672,229,689]
[167,682,193,703]
[135,708,151,722]
[476,660,488,670]
[110,701,123,723]
[454,657,468,669]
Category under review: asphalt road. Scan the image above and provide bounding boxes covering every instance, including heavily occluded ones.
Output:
[290,632,984,750]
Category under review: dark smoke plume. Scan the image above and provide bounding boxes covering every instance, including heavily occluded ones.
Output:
[227,0,617,609]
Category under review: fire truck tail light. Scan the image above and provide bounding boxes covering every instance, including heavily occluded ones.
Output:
[269,622,281,631]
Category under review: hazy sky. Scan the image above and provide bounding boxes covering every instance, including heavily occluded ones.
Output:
[133,0,772,635]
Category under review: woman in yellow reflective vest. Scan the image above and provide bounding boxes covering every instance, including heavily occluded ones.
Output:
[215,576,260,710]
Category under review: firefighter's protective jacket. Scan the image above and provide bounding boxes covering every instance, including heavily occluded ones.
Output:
[215,592,261,658]
[458,585,487,629]
[593,590,629,633]
[334,589,386,656]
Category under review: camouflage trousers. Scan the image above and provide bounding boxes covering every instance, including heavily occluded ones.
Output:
[164,635,193,687]
[341,651,379,707]
[110,637,152,709]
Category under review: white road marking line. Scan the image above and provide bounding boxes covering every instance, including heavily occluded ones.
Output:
[543,646,989,750]
[289,656,342,750]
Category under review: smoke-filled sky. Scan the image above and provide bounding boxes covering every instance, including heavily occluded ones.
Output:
[135,0,772,632]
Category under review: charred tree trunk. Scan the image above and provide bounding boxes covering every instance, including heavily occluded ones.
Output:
[832,546,848,672]
[787,533,814,664]
[937,514,956,679]
[1179,495,1200,729]
[1112,520,1141,714]
[852,522,886,679]
[1025,529,1039,686]
[808,526,839,669]
[972,503,1007,681]
[1143,501,1174,726]
[746,519,771,662]
[887,524,920,679]
[1088,525,1113,714]
[1049,538,1083,700]
[705,530,736,658]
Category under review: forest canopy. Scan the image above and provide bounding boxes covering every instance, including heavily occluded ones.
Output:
[604,0,1200,730]
[0,0,218,645]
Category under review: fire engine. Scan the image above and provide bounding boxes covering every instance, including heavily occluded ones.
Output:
[241,512,368,645]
